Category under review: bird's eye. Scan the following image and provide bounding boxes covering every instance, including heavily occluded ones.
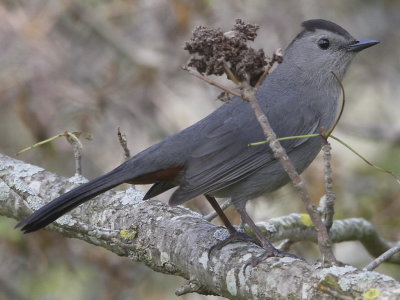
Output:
[318,38,330,50]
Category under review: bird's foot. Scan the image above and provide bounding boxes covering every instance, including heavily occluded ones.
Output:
[208,231,261,258]
[244,247,302,270]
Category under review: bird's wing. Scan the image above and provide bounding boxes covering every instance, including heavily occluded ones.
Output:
[169,96,320,205]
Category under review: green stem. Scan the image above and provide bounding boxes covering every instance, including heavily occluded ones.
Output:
[248,133,321,146]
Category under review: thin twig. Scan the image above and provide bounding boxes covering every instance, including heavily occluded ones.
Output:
[364,242,400,271]
[242,86,336,263]
[16,131,92,175]
[325,72,346,138]
[183,66,242,98]
[248,133,321,146]
[321,142,335,231]
[16,133,66,155]
[250,132,400,186]
[204,199,232,221]
[66,132,83,175]
[330,135,400,184]
[223,61,240,85]
[254,48,283,89]
[253,215,400,264]
[117,128,131,161]
[16,131,92,156]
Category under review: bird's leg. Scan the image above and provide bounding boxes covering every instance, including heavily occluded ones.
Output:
[205,196,301,264]
[236,206,301,267]
[205,195,236,233]
[205,195,261,257]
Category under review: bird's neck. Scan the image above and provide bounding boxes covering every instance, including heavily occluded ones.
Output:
[265,60,342,129]
[281,56,345,90]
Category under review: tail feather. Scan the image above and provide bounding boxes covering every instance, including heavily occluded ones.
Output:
[16,166,129,233]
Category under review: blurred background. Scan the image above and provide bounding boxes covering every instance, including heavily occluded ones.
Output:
[0,0,399,299]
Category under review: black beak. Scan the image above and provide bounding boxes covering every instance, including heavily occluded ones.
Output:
[346,39,380,52]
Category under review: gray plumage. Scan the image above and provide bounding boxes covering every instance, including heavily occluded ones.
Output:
[17,19,379,234]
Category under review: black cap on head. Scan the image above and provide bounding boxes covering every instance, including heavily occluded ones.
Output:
[301,19,353,39]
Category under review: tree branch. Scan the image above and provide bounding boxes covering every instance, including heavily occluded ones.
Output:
[1,152,400,299]
[254,215,400,264]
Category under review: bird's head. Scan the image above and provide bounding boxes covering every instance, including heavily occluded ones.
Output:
[284,19,379,81]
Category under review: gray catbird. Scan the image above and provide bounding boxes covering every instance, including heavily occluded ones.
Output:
[17,19,378,257]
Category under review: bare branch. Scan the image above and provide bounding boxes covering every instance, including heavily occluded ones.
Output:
[204,199,232,222]
[254,48,283,89]
[1,153,400,299]
[242,86,335,262]
[66,132,83,175]
[364,243,400,271]
[321,142,335,231]
[183,66,242,98]
[117,127,131,161]
[254,215,400,264]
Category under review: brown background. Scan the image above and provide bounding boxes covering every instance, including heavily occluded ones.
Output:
[0,0,399,299]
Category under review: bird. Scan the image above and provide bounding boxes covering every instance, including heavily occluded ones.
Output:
[16,19,379,258]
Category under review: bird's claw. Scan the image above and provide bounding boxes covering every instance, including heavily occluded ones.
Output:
[208,231,261,258]
[244,248,303,271]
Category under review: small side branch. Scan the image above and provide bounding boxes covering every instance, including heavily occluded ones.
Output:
[254,48,283,89]
[117,128,131,161]
[183,66,242,98]
[321,142,335,231]
[204,199,232,222]
[16,131,92,176]
[243,86,335,263]
[66,132,83,175]
[255,214,400,265]
[364,243,400,271]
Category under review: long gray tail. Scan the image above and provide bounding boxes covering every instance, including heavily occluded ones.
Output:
[16,166,130,233]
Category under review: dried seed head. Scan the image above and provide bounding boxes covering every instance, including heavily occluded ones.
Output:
[184,19,268,85]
